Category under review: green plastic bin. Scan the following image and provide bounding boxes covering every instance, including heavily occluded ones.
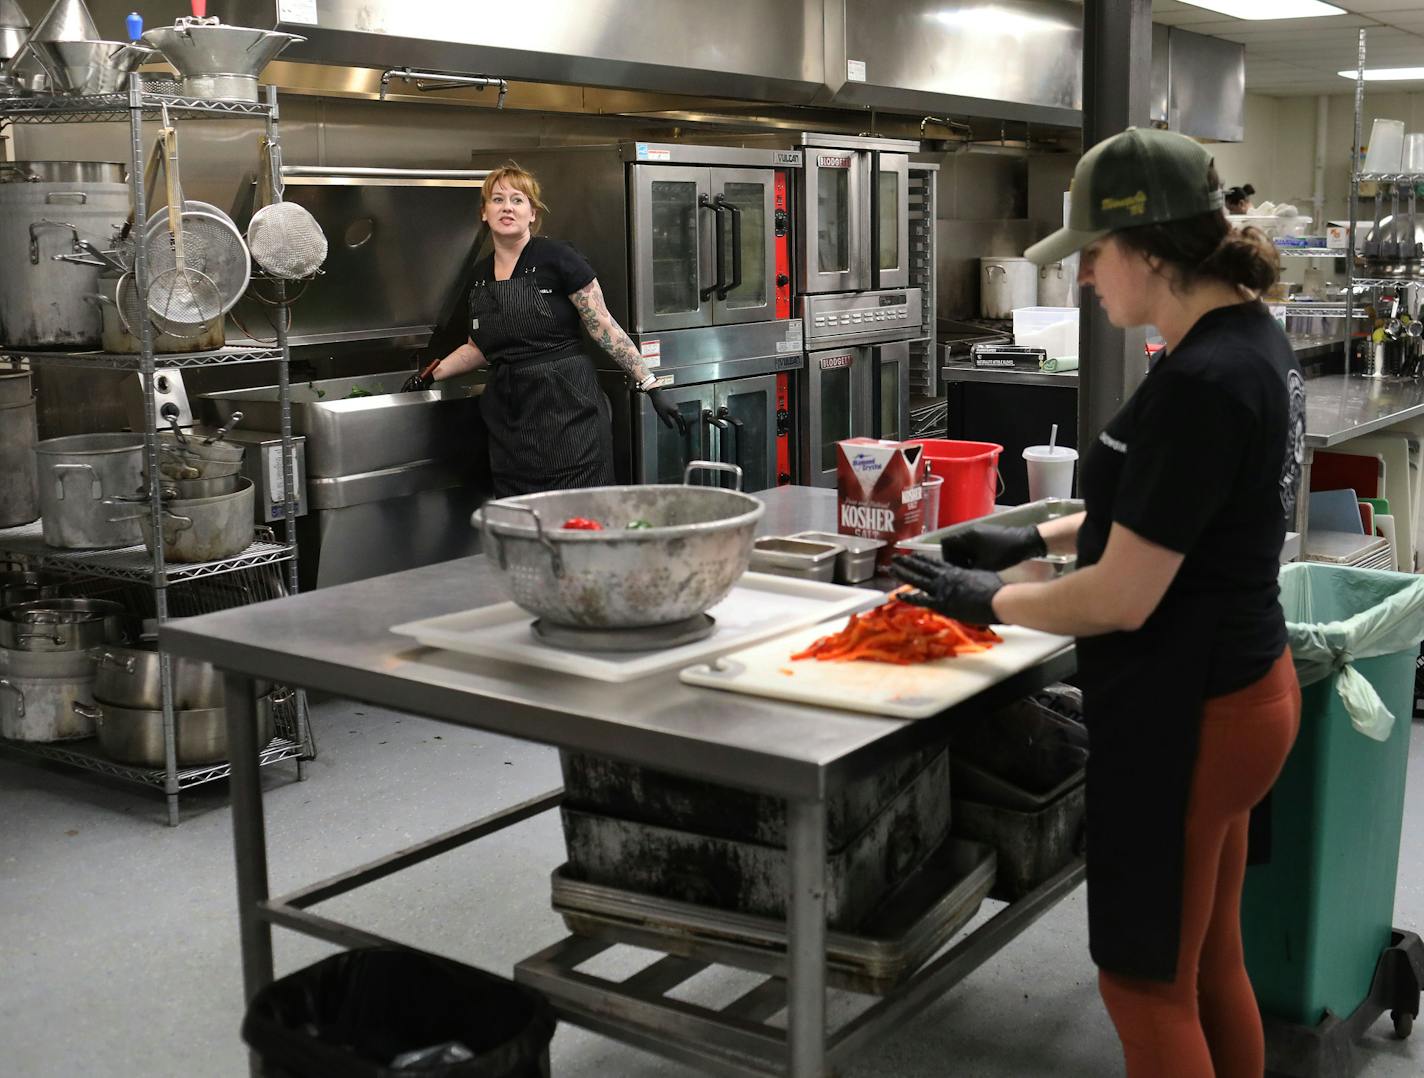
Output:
[1242,563,1424,1027]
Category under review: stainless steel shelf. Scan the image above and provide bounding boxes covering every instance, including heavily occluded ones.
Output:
[0,91,272,123]
[1351,278,1424,289]
[1357,172,1424,183]
[1277,248,1342,259]
[1,346,282,370]
[0,733,304,790]
[0,521,294,585]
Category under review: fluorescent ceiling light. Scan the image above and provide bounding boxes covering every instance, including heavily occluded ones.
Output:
[1174,0,1344,17]
[1339,67,1424,81]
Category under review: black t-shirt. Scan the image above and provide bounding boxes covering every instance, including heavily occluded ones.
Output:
[469,236,597,363]
[1076,301,1305,697]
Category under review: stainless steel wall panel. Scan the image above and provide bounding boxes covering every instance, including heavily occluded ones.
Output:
[827,0,1082,126]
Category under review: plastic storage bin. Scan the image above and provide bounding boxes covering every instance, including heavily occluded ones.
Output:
[1012,306,1079,359]
[1242,563,1423,1026]
[241,947,555,1078]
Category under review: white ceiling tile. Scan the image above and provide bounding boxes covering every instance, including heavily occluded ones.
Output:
[1334,0,1424,11]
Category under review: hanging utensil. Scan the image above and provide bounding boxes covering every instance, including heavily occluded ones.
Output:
[148,116,224,338]
[1365,182,1385,259]
[246,134,327,280]
[201,410,242,445]
[165,410,188,446]
[1389,181,1403,262]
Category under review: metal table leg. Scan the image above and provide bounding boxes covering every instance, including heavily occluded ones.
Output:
[225,672,274,1076]
[786,798,827,1077]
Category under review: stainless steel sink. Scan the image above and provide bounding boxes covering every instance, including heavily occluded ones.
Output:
[196,372,482,478]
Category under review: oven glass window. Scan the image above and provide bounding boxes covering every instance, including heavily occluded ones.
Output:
[653,399,707,483]
[878,170,900,271]
[817,167,850,274]
[820,366,852,472]
[651,180,701,315]
[721,182,768,309]
[720,387,771,491]
[878,356,902,440]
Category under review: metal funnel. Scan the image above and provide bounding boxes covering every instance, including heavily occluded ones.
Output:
[141,18,304,102]
[31,0,98,43]
[0,0,31,64]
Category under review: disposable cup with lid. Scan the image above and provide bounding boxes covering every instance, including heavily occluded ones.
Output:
[1023,445,1078,502]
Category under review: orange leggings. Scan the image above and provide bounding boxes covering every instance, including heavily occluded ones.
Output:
[1099,648,1301,1078]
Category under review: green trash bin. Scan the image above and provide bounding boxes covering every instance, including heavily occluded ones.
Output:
[1243,562,1424,1027]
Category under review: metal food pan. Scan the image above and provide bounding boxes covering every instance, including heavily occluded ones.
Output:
[560,749,951,931]
[787,531,886,584]
[748,536,842,583]
[903,497,1085,583]
[551,836,996,996]
[952,779,1086,902]
[559,741,944,854]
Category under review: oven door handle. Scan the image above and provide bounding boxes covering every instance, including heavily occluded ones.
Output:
[699,194,726,302]
[716,196,742,300]
[716,405,743,471]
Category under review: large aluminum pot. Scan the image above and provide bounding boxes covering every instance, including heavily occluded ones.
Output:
[91,272,224,354]
[94,641,271,710]
[80,693,276,767]
[980,256,1037,320]
[0,396,39,527]
[0,644,97,741]
[35,432,145,548]
[474,462,763,629]
[0,597,135,652]
[141,18,304,103]
[0,162,129,350]
[138,477,254,563]
[1036,261,1075,307]
[0,369,30,404]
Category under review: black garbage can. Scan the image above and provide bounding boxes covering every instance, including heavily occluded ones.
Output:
[242,947,556,1078]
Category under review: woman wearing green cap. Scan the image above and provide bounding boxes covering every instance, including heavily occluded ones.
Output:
[893,127,1304,1078]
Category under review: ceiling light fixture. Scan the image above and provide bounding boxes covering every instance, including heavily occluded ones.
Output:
[1338,67,1424,81]
[1174,0,1344,17]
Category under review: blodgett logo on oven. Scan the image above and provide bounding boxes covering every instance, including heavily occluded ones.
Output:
[817,154,853,169]
[820,354,853,370]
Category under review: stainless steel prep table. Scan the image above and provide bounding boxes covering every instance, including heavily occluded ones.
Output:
[163,486,1078,1078]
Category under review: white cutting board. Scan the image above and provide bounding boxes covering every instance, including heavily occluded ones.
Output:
[390,572,882,683]
[680,617,1073,719]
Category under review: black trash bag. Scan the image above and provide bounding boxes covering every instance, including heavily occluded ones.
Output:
[242,947,555,1078]
[947,696,1088,795]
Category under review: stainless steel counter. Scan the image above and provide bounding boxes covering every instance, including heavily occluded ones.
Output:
[165,484,1077,1078]
[1305,374,1424,448]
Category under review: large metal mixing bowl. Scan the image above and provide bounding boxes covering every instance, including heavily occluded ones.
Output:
[475,462,763,629]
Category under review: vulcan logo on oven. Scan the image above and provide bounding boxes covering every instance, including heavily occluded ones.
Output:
[841,504,897,532]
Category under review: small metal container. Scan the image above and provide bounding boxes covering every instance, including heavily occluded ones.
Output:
[788,531,886,584]
[748,537,843,583]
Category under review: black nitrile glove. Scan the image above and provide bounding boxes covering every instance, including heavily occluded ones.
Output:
[891,553,1004,626]
[647,386,686,432]
[939,523,1046,571]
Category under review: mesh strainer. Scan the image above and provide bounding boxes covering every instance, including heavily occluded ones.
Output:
[246,136,327,280]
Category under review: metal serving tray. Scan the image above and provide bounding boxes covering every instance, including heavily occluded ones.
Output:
[903,497,1085,583]
[748,536,842,583]
[560,749,951,931]
[551,835,997,996]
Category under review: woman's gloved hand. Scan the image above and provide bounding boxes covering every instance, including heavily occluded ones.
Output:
[647,386,686,432]
[890,553,1004,626]
[939,523,1046,571]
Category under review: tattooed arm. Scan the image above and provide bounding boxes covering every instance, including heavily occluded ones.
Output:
[571,279,653,384]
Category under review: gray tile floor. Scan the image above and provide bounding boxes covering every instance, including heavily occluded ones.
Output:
[1,702,1420,1078]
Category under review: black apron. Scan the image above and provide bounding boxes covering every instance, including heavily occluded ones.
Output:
[469,270,615,498]
[1076,431,1221,984]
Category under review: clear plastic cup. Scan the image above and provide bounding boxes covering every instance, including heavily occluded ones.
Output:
[1406,133,1424,174]
[1364,119,1405,174]
[920,475,944,533]
[1023,445,1078,502]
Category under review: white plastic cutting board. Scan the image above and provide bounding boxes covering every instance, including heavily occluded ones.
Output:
[680,617,1074,719]
[390,572,882,683]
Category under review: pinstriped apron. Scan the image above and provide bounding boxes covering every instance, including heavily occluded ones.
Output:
[469,270,615,498]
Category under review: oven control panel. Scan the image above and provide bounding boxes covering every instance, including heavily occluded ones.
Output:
[801,288,923,344]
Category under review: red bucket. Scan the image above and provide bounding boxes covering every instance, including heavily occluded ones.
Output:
[906,440,1003,528]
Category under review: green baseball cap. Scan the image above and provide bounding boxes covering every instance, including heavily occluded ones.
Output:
[1025,127,1224,266]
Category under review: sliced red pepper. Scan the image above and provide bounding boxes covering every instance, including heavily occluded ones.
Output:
[560,517,604,531]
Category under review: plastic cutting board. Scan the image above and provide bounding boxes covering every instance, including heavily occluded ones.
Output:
[681,617,1073,720]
